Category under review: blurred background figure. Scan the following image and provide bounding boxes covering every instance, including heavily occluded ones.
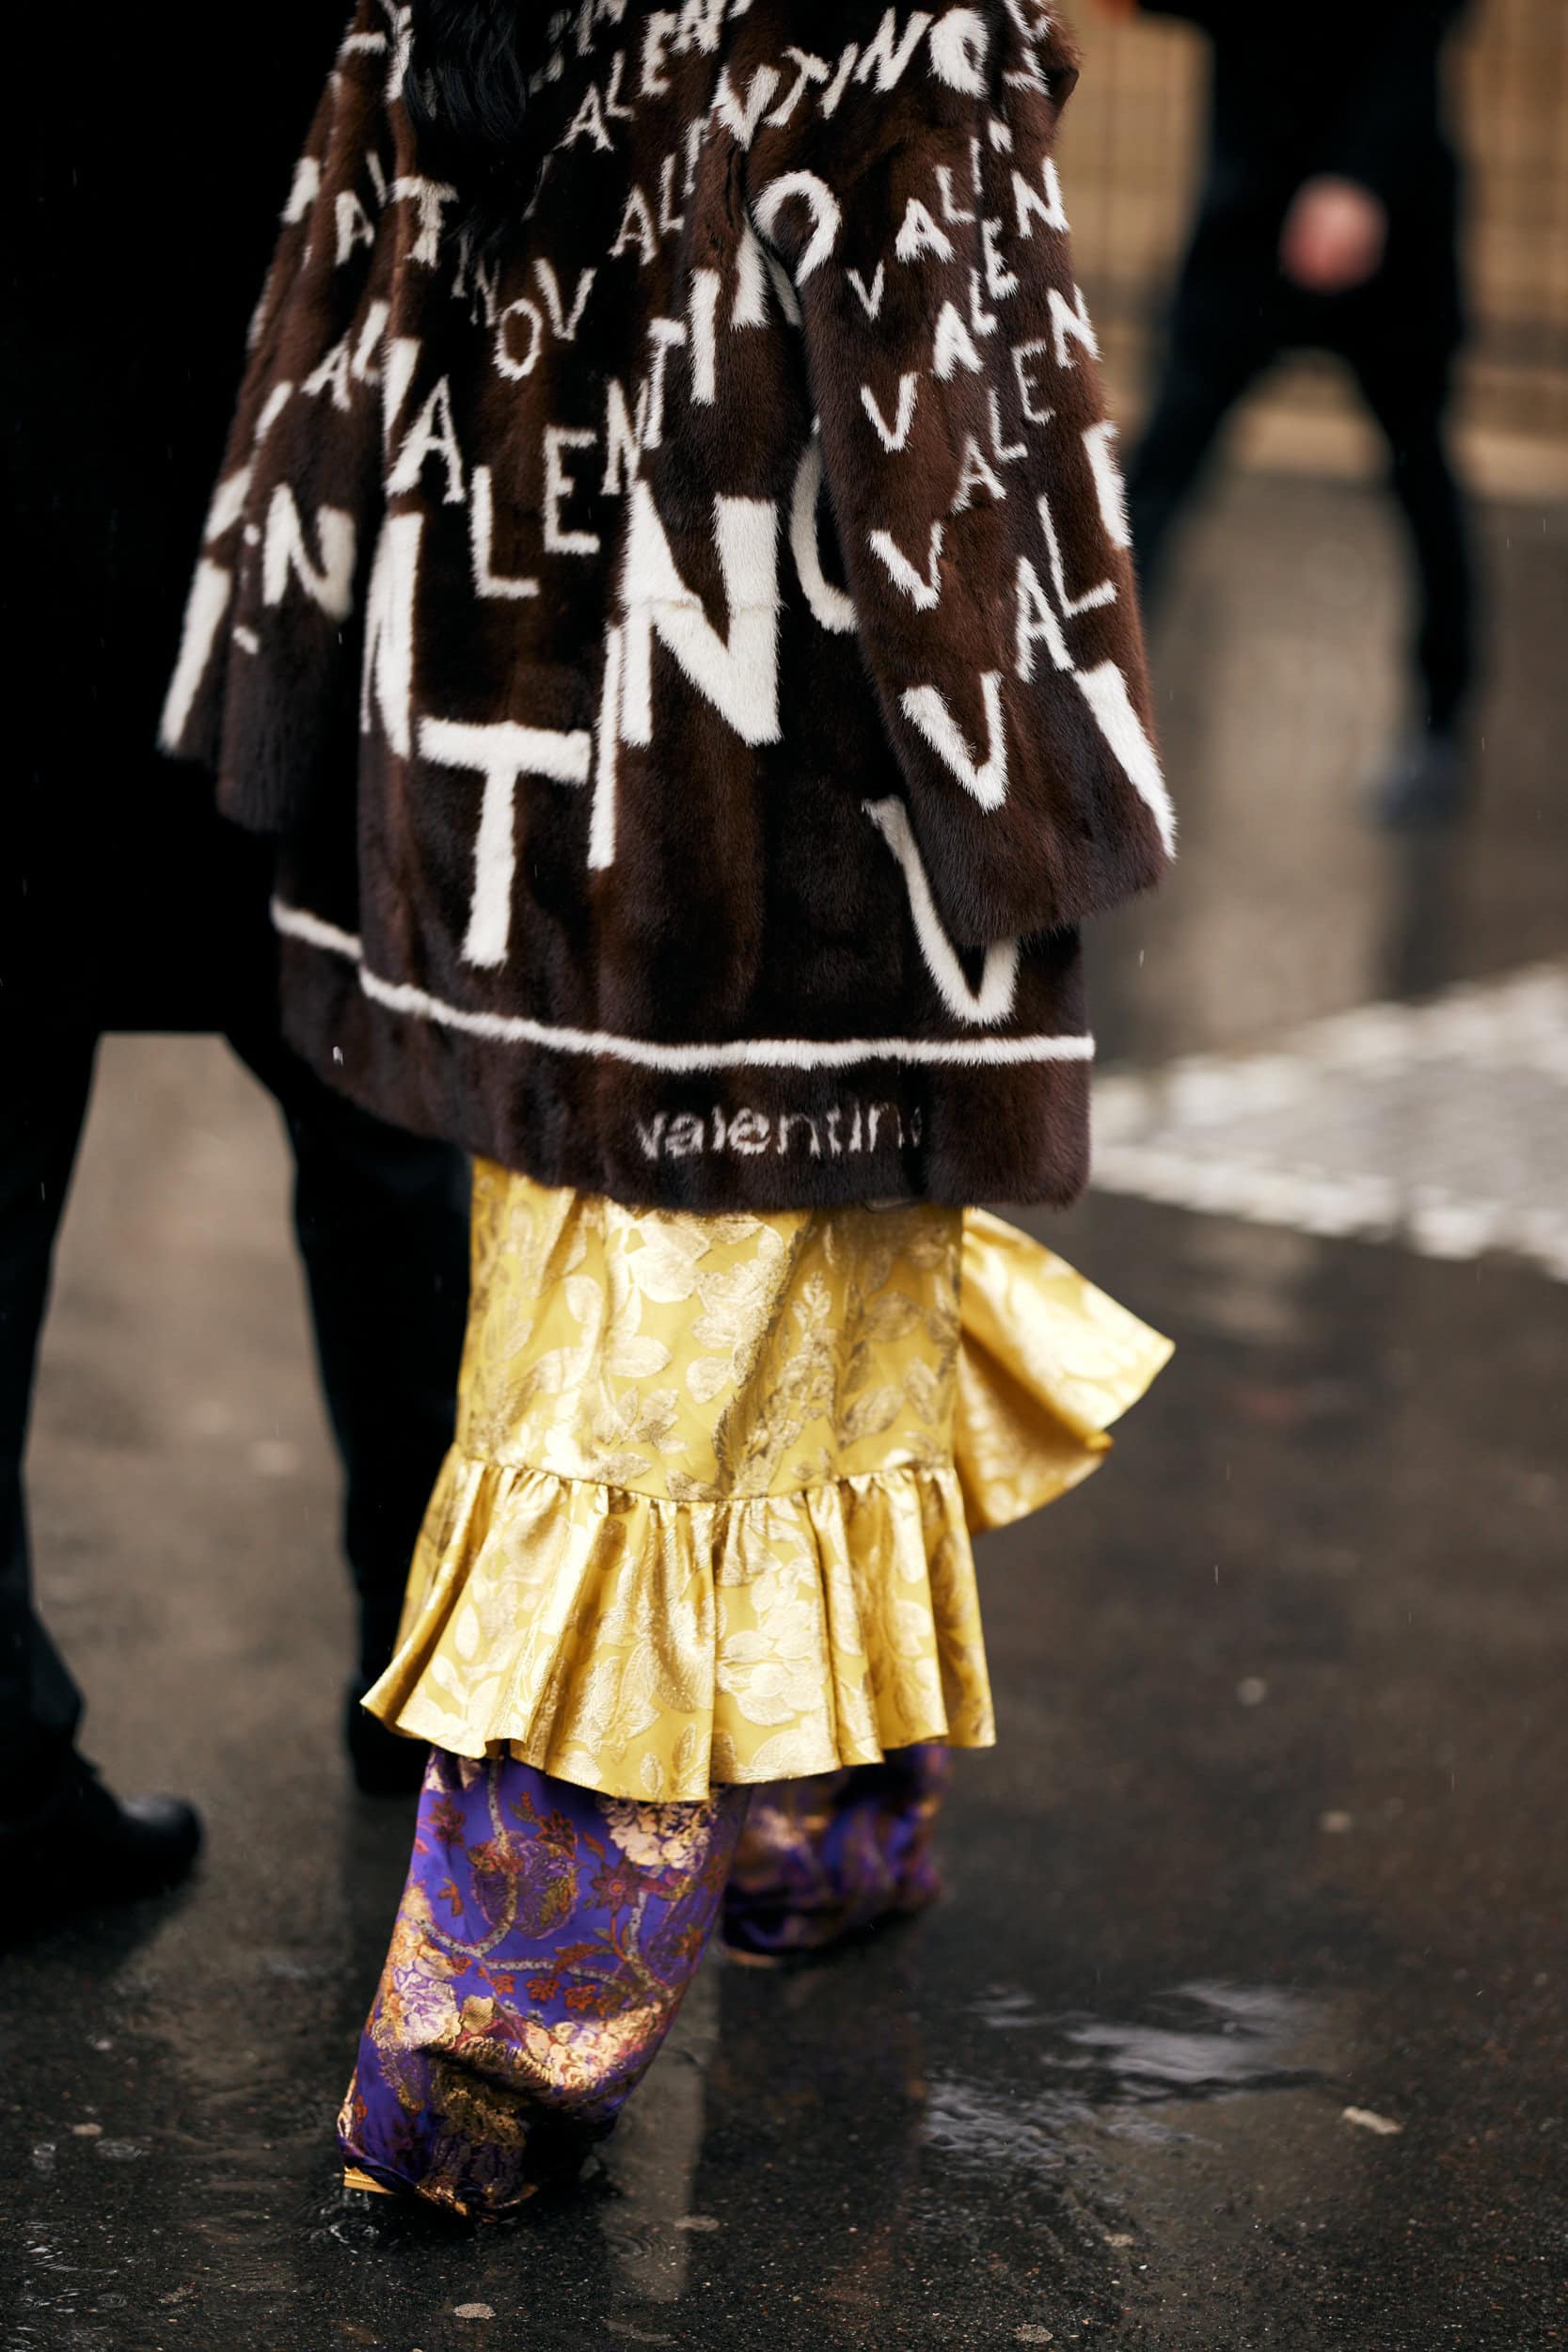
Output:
[1097,0,1476,825]
[1,6,469,1924]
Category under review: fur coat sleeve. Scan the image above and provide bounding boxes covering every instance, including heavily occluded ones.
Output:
[746,6,1173,946]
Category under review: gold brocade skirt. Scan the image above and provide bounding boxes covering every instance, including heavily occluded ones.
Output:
[365,1165,1173,1803]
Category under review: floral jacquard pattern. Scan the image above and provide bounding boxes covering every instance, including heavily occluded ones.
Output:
[722,1744,954,1962]
[339,1750,749,2219]
[365,1169,1172,1801]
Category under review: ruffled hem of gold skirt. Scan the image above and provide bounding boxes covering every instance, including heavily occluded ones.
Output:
[365,1210,1172,1803]
[367,1452,992,1801]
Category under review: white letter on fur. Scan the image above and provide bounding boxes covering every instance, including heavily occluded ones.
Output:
[470,467,540,599]
[1074,663,1178,857]
[335,192,375,266]
[532,259,597,342]
[901,672,1009,810]
[160,562,233,753]
[929,8,990,93]
[854,9,935,90]
[388,378,466,502]
[283,155,321,226]
[262,488,356,619]
[591,628,625,871]
[420,718,594,967]
[495,298,546,381]
[864,797,1021,1025]
[360,512,424,756]
[895,199,955,265]
[621,485,782,747]
[1049,281,1101,369]
[393,176,458,265]
[847,263,887,319]
[712,65,782,147]
[1037,489,1117,617]
[933,302,986,380]
[752,173,844,283]
[791,438,857,634]
[861,373,921,453]
[768,47,832,127]
[1015,554,1072,680]
[1082,420,1132,549]
[1014,158,1069,239]
[544,426,602,556]
[689,269,721,402]
[869,521,945,611]
[382,338,420,447]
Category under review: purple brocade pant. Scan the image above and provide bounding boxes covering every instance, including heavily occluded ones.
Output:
[721,1742,951,1960]
[339,1743,951,2217]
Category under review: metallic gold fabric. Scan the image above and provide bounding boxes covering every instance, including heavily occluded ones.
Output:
[366,1168,1171,1802]
[955,1210,1176,1533]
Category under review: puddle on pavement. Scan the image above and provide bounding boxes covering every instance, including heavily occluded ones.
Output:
[928,1980,1329,2169]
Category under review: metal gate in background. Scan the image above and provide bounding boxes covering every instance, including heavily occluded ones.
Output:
[1057,0,1568,464]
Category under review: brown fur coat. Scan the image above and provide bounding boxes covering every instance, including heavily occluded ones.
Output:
[166,0,1173,1209]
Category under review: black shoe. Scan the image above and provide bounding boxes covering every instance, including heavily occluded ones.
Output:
[345,1683,429,1799]
[0,1756,202,1919]
[1371,728,1470,829]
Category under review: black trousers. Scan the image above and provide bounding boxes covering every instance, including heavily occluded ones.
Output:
[0,1025,469,1829]
[1128,295,1477,734]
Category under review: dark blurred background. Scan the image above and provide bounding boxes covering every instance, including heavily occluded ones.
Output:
[1066,0,1568,471]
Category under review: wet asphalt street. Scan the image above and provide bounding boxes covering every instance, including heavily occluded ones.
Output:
[3,472,1567,2351]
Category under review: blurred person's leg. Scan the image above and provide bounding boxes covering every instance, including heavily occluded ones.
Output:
[1354,341,1477,824]
[0,1032,97,1812]
[0,1030,201,1921]
[1128,308,1277,612]
[721,1743,954,1963]
[229,1025,469,1796]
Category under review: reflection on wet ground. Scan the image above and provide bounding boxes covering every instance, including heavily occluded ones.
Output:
[939,1979,1327,2150]
[4,477,1567,2350]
